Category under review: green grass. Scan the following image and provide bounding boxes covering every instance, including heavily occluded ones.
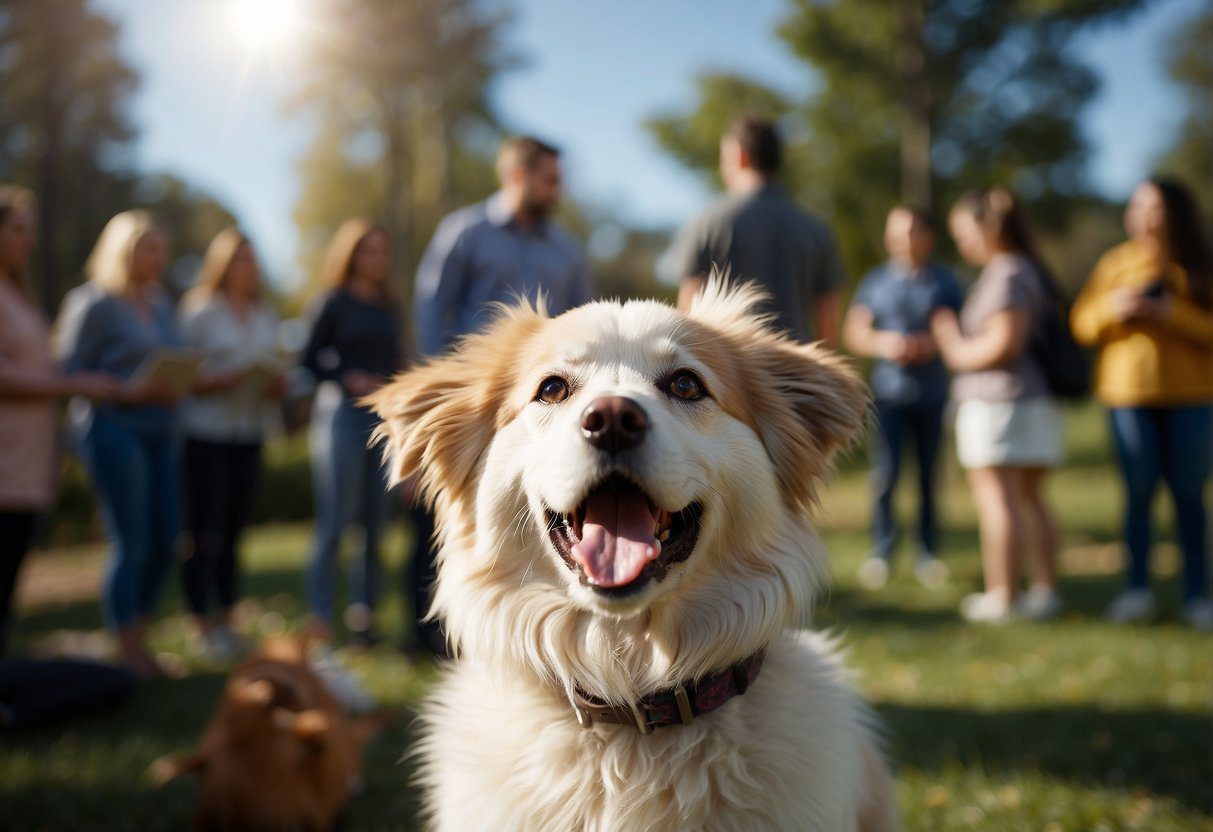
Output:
[3,404,1211,830]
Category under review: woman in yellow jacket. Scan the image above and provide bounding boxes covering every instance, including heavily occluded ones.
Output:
[1071,177,1213,630]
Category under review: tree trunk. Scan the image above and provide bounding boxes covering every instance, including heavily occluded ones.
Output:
[896,0,932,211]
[381,94,413,326]
[35,6,65,314]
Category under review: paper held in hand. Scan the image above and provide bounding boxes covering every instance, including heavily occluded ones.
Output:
[131,349,204,395]
[242,356,290,388]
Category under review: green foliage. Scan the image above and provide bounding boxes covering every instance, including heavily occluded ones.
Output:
[1156,5,1213,216]
[0,1,239,312]
[648,0,1156,281]
[289,0,518,316]
[0,0,139,310]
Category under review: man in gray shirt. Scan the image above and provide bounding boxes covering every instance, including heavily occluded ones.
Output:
[414,135,592,357]
[667,116,845,344]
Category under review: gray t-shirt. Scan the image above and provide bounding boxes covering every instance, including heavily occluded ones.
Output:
[667,182,845,342]
[951,252,1050,402]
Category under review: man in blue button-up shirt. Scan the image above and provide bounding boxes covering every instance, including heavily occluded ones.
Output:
[406,136,592,658]
[414,135,592,357]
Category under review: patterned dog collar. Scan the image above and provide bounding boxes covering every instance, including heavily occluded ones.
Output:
[570,650,766,734]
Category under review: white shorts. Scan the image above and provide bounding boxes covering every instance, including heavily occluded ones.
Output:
[955,398,1063,469]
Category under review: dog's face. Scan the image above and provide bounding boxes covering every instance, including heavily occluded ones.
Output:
[372,284,866,692]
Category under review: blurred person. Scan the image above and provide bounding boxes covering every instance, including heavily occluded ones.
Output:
[302,220,402,648]
[844,206,963,590]
[415,135,591,355]
[1070,178,1213,630]
[179,229,284,661]
[669,115,845,345]
[54,211,195,677]
[0,186,120,657]
[408,135,591,656]
[931,188,1063,624]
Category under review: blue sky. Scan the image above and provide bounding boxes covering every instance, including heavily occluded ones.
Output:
[92,0,1202,288]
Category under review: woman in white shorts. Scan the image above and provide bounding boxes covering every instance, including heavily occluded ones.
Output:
[931,187,1063,623]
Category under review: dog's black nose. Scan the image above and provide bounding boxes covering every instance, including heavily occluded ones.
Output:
[581,396,648,454]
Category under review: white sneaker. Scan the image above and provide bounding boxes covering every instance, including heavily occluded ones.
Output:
[200,629,242,664]
[914,557,950,590]
[960,591,1016,624]
[1104,589,1155,624]
[1181,599,1213,631]
[1015,585,1063,621]
[856,557,890,590]
[309,646,376,714]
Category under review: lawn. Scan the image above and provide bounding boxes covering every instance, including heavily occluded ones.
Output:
[2,404,1211,831]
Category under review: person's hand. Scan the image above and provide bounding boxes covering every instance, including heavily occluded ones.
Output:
[198,368,246,393]
[263,375,289,400]
[902,333,937,365]
[1109,288,1157,323]
[876,332,911,364]
[119,377,181,406]
[69,373,124,402]
[342,369,383,398]
[1136,294,1173,321]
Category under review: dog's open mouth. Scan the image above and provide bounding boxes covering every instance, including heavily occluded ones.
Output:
[545,473,703,597]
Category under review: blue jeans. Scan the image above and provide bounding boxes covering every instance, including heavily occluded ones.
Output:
[79,414,182,630]
[307,387,392,627]
[871,400,946,561]
[1109,405,1212,601]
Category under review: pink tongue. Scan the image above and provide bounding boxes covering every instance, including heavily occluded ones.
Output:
[571,489,660,588]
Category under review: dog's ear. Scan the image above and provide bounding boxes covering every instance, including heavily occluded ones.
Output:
[148,752,208,785]
[689,278,869,511]
[747,340,868,510]
[366,303,547,509]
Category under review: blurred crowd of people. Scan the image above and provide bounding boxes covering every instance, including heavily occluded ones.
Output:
[1,117,1210,686]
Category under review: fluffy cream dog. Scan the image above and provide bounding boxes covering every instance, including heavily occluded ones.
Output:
[370,281,896,831]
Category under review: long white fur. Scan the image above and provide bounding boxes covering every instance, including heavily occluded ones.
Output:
[371,282,896,831]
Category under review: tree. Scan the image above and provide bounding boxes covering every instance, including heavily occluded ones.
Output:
[0,0,138,312]
[131,173,239,297]
[1156,5,1213,216]
[648,0,1155,279]
[290,0,516,315]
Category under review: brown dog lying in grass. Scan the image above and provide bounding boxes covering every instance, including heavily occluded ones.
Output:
[151,638,388,831]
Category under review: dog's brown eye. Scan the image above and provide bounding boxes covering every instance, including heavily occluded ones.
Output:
[536,376,570,404]
[668,371,706,401]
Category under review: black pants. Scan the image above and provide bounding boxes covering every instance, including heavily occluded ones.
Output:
[0,511,37,658]
[182,439,262,618]
[407,505,447,657]
[0,659,136,729]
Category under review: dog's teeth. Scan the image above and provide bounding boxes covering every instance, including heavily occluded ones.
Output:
[657,529,670,542]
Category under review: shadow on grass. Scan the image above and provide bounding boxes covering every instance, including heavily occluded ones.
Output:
[880,702,1213,816]
[12,560,428,650]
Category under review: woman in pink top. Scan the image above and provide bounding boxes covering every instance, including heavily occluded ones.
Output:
[0,186,118,656]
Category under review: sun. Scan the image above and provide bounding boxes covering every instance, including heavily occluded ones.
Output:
[228,0,306,54]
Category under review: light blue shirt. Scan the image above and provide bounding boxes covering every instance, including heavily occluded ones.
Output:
[54,282,182,434]
[851,260,964,405]
[414,191,592,356]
